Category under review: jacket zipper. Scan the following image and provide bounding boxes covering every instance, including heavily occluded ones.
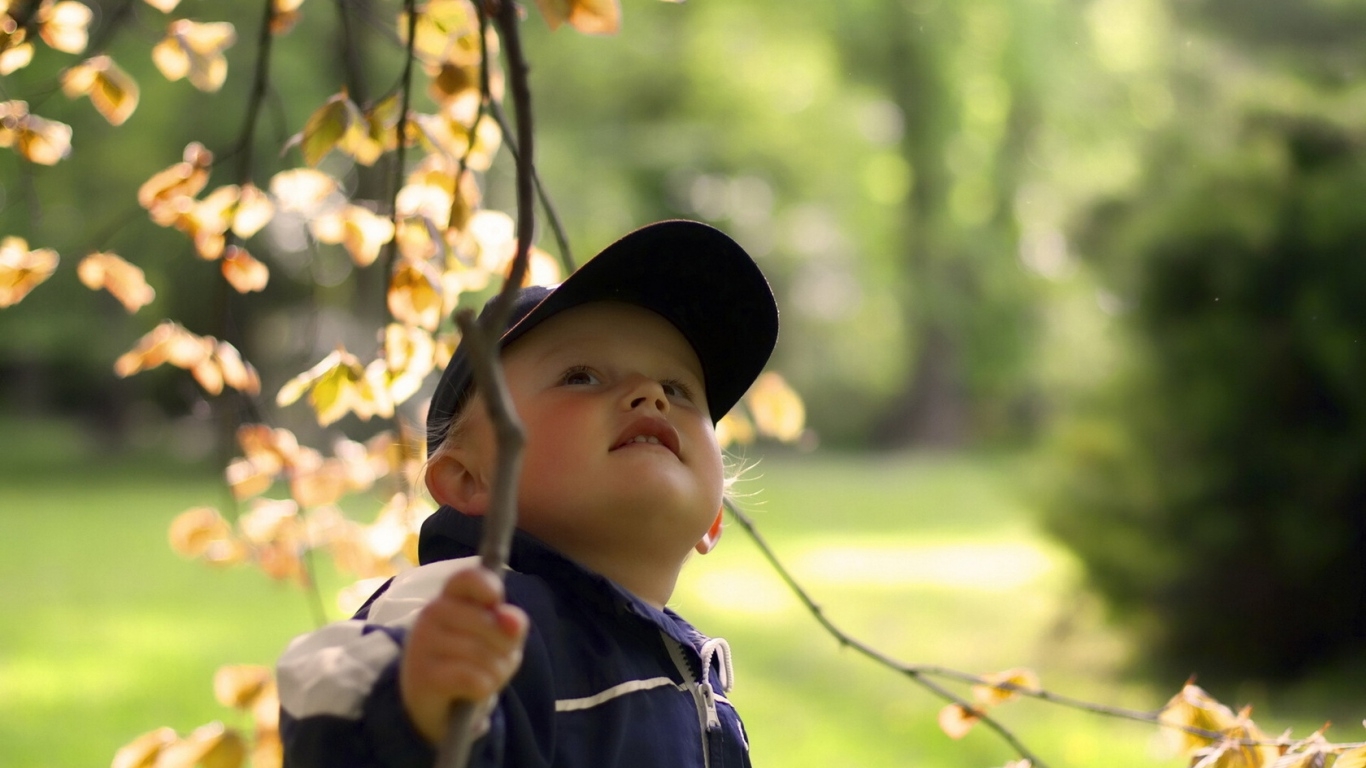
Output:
[663,633,714,768]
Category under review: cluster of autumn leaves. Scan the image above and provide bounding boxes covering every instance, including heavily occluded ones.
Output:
[961,677,1366,768]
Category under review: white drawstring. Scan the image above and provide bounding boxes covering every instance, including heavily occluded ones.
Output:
[698,637,734,694]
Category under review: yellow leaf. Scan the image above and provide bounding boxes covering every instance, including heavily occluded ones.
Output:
[277,350,343,407]
[1159,681,1239,755]
[256,540,305,582]
[155,722,245,768]
[276,348,367,426]
[332,437,378,491]
[238,498,299,545]
[290,457,350,508]
[211,338,261,395]
[394,215,439,261]
[12,107,72,164]
[382,322,435,404]
[237,424,300,474]
[225,457,276,500]
[213,665,271,709]
[404,0,480,64]
[525,245,562,287]
[190,354,225,395]
[38,1,91,53]
[0,35,34,75]
[462,208,515,272]
[77,251,155,312]
[745,372,806,442]
[188,185,240,258]
[387,258,445,331]
[231,182,275,238]
[715,411,755,448]
[412,112,501,172]
[114,321,212,379]
[112,726,178,768]
[141,0,181,12]
[168,506,232,559]
[534,0,620,34]
[153,19,235,92]
[1336,746,1366,768]
[972,667,1040,707]
[0,235,59,307]
[250,680,281,733]
[60,54,137,125]
[269,167,339,214]
[937,703,980,740]
[428,60,480,105]
[138,142,213,223]
[296,93,355,167]
[341,205,394,267]
[271,0,305,34]
[357,358,397,420]
[221,245,269,293]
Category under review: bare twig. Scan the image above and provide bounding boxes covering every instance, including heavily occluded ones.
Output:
[722,498,1364,760]
[718,499,1050,766]
[487,99,574,271]
[433,1,538,766]
[383,0,422,279]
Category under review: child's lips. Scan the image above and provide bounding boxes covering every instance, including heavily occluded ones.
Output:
[611,418,680,458]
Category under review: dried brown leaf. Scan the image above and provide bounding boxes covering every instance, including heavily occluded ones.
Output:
[213,664,271,709]
[0,235,59,306]
[937,703,980,740]
[77,251,155,312]
[111,726,178,768]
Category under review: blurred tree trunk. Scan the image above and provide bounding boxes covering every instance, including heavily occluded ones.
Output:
[867,1,1039,449]
[870,2,966,449]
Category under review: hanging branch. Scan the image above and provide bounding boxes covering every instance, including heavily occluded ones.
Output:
[434,1,538,766]
[383,0,423,279]
[486,99,574,271]
[721,498,1360,763]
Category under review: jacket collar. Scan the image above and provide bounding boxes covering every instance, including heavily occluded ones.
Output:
[418,505,707,650]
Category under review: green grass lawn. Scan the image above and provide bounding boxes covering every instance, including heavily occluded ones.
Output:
[0,418,1328,767]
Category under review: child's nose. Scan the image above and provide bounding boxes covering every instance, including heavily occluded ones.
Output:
[623,376,669,413]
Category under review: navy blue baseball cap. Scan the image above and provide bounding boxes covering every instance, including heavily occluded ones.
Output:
[425,220,779,455]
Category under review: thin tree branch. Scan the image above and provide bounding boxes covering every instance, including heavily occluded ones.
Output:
[718,499,1049,767]
[722,498,1352,759]
[382,0,422,280]
[333,0,368,104]
[235,0,279,187]
[487,99,573,272]
[434,1,538,766]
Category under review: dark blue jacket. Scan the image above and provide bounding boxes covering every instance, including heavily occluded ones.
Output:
[278,506,752,768]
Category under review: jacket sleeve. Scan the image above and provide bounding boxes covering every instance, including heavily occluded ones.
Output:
[277,559,480,768]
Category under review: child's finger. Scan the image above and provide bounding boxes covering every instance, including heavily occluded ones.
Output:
[492,603,529,639]
[440,565,506,608]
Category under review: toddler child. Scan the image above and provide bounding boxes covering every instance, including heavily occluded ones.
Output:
[277,219,779,767]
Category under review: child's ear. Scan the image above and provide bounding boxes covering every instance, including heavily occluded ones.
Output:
[694,508,725,555]
[425,447,491,516]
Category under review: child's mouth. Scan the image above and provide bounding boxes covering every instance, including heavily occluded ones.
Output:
[612,419,681,457]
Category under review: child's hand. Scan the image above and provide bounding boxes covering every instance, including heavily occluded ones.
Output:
[399,565,530,745]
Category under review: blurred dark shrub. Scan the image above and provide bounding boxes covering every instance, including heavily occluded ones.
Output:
[1043,116,1366,684]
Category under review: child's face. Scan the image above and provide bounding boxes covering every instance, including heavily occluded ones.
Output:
[449,301,726,570]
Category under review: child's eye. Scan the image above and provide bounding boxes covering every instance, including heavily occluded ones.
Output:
[661,379,694,401]
[559,366,600,386]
